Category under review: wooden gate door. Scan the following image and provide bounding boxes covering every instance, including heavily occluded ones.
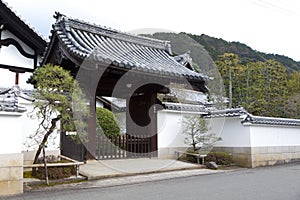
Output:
[61,131,86,161]
[96,134,152,159]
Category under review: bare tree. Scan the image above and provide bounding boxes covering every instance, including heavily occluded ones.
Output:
[182,115,221,152]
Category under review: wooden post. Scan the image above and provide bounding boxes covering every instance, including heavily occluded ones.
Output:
[42,146,49,185]
[86,94,96,160]
[15,72,19,85]
[149,92,158,157]
[79,65,102,161]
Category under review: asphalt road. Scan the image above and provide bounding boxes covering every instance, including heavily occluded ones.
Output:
[5,163,300,200]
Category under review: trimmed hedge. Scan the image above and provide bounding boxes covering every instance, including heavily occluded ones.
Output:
[96,107,120,137]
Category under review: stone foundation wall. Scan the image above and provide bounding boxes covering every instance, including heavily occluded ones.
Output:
[213,147,252,168]
[251,146,300,167]
[0,153,23,196]
[158,147,187,159]
[213,146,300,168]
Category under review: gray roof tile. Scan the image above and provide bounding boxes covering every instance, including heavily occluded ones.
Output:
[163,102,208,113]
[207,107,300,127]
[0,87,27,113]
[242,115,300,127]
[45,13,206,91]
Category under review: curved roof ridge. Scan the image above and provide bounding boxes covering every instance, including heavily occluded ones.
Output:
[42,12,208,93]
[54,12,171,52]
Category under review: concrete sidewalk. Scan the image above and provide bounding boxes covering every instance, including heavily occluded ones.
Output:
[25,162,238,192]
[79,158,205,180]
[24,158,242,193]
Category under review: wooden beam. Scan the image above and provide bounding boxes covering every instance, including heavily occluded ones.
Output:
[0,64,34,73]
[0,38,35,59]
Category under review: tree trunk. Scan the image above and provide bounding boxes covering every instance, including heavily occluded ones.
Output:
[32,116,60,176]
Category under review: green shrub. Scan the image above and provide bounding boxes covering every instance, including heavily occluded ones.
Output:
[96,107,120,137]
[205,152,233,165]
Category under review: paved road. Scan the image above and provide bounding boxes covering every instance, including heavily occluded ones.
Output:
[5,163,300,200]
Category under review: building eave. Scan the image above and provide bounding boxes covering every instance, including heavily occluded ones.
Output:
[42,13,208,93]
[0,1,47,55]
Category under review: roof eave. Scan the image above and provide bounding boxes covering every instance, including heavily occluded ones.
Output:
[0,1,47,54]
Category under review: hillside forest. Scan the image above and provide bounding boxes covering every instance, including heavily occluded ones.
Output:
[145,32,300,119]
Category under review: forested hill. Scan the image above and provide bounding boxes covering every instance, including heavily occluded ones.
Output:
[144,32,300,73]
[142,32,300,118]
[188,33,300,73]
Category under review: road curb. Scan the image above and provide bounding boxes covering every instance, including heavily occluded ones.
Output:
[24,167,244,192]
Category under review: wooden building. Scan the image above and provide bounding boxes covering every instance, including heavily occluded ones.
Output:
[41,13,208,160]
[0,1,46,88]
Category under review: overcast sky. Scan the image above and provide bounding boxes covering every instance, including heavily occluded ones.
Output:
[3,0,300,61]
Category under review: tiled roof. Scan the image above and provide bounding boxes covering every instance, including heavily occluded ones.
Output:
[206,108,248,118]
[0,86,27,113]
[97,96,208,113]
[43,13,207,92]
[206,107,300,127]
[163,102,208,113]
[167,88,211,105]
[0,1,46,54]
[242,115,300,127]
[97,96,126,112]
[174,53,195,71]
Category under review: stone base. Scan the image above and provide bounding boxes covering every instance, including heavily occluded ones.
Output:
[158,147,188,159]
[213,147,252,168]
[158,146,300,168]
[251,146,300,167]
[213,146,300,168]
[0,153,23,196]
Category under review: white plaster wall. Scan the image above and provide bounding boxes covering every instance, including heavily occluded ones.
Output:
[158,111,300,149]
[0,30,34,68]
[0,112,23,154]
[157,110,231,149]
[0,69,33,89]
[0,30,40,89]
[157,110,187,149]
[96,100,103,108]
[19,98,60,152]
[212,116,251,147]
[114,112,126,134]
[249,125,300,147]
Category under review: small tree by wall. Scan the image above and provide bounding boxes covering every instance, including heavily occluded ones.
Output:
[182,115,221,152]
[29,64,87,169]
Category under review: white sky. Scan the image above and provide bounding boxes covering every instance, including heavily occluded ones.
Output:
[3,0,300,61]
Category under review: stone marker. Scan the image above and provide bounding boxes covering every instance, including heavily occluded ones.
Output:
[206,161,218,170]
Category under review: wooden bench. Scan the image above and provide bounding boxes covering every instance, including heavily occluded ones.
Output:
[175,150,207,164]
[24,155,84,177]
